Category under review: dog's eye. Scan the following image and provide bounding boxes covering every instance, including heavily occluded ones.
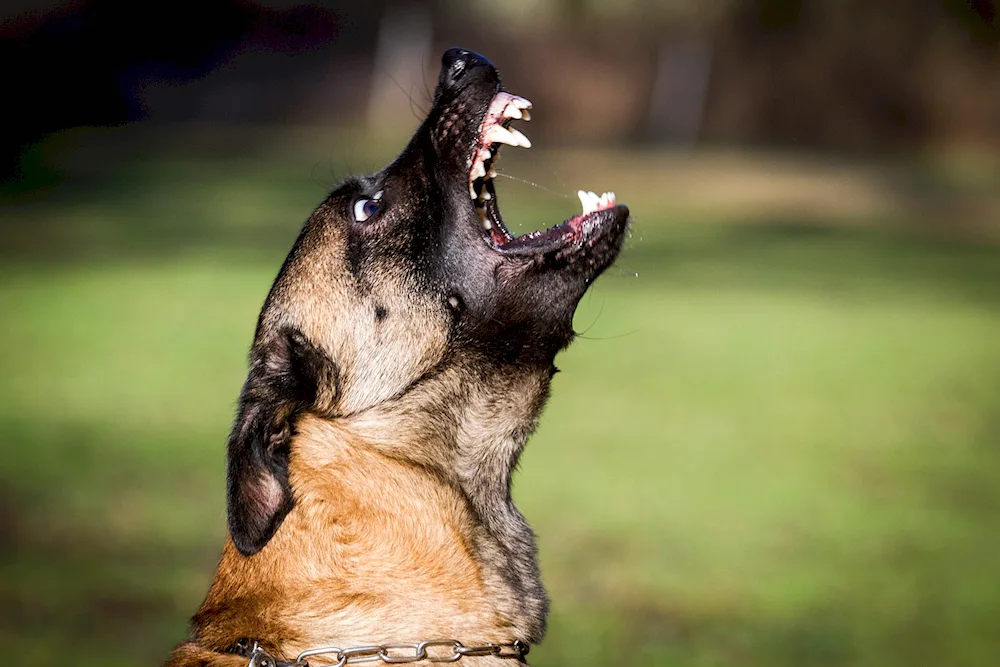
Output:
[353,192,383,222]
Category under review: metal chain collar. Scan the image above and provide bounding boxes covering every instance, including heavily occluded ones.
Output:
[248,639,529,667]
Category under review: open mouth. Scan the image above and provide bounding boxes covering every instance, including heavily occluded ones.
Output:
[467,92,621,256]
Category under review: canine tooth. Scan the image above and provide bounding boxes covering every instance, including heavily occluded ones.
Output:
[469,183,477,199]
[508,127,531,148]
[487,167,497,179]
[485,125,530,148]
[481,191,492,201]
[521,110,531,121]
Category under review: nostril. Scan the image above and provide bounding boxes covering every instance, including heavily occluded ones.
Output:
[438,47,496,92]
[442,47,469,73]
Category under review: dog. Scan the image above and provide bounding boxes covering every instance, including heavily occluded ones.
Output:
[165,48,630,667]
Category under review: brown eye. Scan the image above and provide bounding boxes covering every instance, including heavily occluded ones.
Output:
[353,191,383,222]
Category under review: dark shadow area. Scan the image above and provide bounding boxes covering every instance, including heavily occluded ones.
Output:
[0,0,341,184]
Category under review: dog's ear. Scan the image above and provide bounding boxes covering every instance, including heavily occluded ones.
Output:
[226,327,338,556]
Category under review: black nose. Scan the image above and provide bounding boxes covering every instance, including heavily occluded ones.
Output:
[439,47,498,93]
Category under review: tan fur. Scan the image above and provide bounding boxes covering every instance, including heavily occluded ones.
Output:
[184,410,537,666]
[267,202,453,418]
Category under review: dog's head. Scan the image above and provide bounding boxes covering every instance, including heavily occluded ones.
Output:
[227,48,630,556]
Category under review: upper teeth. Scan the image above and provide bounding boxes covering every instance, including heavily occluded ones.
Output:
[469,94,536,237]
[577,190,616,215]
[502,106,531,122]
[468,95,533,208]
[503,105,523,120]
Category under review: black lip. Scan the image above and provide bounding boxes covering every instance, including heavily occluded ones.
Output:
[498,204,631,259]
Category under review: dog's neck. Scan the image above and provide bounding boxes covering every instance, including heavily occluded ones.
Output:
[191,367,550,661]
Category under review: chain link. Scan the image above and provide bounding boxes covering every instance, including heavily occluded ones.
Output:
[248,639,528,667]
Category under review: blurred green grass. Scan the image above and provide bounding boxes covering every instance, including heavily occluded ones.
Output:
[1,137,1000,667]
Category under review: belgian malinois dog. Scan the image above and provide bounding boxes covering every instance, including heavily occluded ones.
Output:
[166,48,630,667]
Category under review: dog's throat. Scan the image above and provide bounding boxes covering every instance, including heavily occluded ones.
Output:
[189,407,550,652]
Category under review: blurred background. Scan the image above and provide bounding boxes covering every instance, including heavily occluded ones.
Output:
[2,1,999,666]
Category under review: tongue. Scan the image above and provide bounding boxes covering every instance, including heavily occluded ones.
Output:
[487,224,508,246]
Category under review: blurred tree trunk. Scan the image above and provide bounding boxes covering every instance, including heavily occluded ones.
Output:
[368,1,434,133]
[645,36,713,146]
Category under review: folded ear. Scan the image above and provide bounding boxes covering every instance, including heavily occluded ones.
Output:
[226,327,338,556]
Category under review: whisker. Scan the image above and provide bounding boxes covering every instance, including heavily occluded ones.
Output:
[386,73,429,120]
[493,171,572,199]
[575,296,606,337]
[575,328,640,341]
